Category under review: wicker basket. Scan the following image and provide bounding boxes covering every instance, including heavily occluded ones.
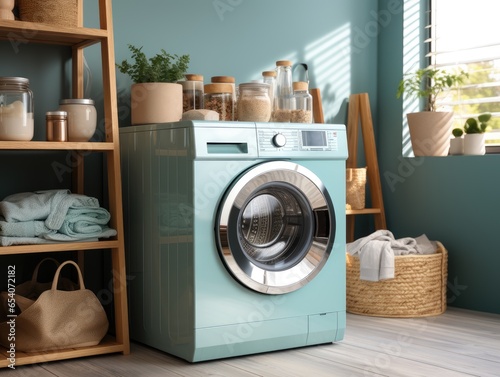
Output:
[18,0,78,27]
[346,241,448,317]
[346,167,367,210]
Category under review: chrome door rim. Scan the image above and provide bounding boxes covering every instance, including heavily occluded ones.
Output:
[217,161,335,294]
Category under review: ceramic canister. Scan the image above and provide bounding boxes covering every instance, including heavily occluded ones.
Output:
[59,98,97,142]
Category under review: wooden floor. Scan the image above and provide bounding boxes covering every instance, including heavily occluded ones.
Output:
[4,307,500,376]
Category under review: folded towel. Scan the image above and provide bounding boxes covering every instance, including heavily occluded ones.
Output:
[347,230,436,281]
[0,190,99,230]
[0,217,54,238]
[43,227,116,241]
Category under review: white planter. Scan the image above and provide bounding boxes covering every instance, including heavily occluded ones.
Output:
[131,82,182,125]
[407,112,453,156]
[464,133,485,155]
[449,138,464,155]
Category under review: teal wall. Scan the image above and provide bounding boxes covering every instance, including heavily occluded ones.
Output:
[377,0,500,314]
[2,1,497,314]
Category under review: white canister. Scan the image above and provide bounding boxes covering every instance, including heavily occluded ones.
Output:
[59,98,97,142]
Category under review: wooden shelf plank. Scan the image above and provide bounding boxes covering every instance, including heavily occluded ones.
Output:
[0,240,120,255]
[0,19,107,47]
[346,208,382,216]
[0,141,115,151]
[0,337,125,367]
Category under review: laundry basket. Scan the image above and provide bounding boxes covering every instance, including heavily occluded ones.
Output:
[346,167,366,210]
[17,0,79,27]
[346,241,448,317]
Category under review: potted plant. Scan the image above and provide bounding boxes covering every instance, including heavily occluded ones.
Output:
[117,44,190,125]
[449,128,464,155]
[397,67,468,156]
[463,113,491,155]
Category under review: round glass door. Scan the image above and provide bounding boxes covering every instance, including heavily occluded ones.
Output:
[216,161,335,294]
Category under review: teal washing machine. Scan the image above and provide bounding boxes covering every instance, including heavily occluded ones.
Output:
[120,120,347,362]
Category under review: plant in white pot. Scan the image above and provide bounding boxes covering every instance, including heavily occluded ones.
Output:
[117,44,190,125]
[449,128,464,155]
[397,67,468,156]
[463,113,491,155]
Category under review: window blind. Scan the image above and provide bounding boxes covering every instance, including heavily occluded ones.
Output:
[427,0,500,145]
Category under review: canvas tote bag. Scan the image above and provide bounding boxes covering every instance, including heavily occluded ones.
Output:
[0,260,109,352]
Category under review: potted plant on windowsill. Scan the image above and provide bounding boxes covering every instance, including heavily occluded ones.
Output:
[117,44,190,125]
[449,127,464,155]
[463,113,491,155]
[397,67,468,156]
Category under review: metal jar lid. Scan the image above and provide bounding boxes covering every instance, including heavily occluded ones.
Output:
[46,111,68,117]
[59,98,95,105]
[0,77,30,87]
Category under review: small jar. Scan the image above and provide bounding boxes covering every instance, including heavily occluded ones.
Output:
[46,111,68,141]
[211,76,236,120]
[262,71,276,111]
[204,83,233,121]
[237,82,271,122]
[181,74,204,113]
[0,77,34,141]
[59,98,97,142]
[273,60,294,122]
[292,81,313,123]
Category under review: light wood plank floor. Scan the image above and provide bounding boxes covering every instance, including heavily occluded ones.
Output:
[4,307,500,376]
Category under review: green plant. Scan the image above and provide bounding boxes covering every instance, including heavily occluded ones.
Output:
[396,67,468,112]
[116,44,190,83]
[452,128,463,138]
[463,113,491,134]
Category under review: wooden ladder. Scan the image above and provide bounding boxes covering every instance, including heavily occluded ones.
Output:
[346,93,386,242]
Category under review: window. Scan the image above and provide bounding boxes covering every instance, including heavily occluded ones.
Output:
[429,0,500,149]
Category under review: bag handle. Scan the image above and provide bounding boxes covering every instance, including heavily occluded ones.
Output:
[31,257,60,282]
[51,261,85,291]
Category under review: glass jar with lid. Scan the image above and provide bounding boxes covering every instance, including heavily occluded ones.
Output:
[0,77,34,141]
[59,98,97,142]
[237,82,271,122]
[181,74,204,113]
[292,81,313,123]
[273,60,294,122]
[211,76,236,120]
[262,71,276,111]
[204,83,233,121]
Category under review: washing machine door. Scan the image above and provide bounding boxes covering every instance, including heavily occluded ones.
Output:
[216,160,335,294]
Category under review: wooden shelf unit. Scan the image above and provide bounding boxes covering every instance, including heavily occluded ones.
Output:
[0,0,130,368]
[346,93,387,243]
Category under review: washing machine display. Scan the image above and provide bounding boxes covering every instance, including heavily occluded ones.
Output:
[217,161,334,294]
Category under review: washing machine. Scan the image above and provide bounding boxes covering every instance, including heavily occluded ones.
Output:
[120,120,347,362]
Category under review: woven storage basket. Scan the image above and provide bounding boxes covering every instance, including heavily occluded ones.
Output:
[346,241,448,317]
[346,167,367,210]
[18,0,78,27]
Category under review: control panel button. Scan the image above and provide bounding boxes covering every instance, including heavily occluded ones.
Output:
[272,133,287,148]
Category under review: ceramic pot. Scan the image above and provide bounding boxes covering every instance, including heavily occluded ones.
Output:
[407,111,453,156]
[464,133,485,155]
[131,83,182,125]
[449,137,464,155]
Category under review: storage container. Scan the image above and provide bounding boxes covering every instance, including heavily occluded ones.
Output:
[237,82,271,122]
[292,81,312,123]
[0,77,34,141]
[59,98,97,142]
[181,74,204,113]
[204,83,233,121]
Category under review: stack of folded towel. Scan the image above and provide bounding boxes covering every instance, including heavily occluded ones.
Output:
[0,189,117,246]
[346,230,437,282]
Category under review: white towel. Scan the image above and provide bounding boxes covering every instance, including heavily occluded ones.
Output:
[347,230,436,281]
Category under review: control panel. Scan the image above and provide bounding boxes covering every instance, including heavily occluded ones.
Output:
[257,128,339,152]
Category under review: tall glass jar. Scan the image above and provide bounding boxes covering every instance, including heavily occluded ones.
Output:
[0,77,34,141]
[273,60,293,122]
[262,71,276,112]
[292,81,313,123]
[181,74,204,113]
[211,76,236,120]
[204,83,233,121]
[237,82,271,122]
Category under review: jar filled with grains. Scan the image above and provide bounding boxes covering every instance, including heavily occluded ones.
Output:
[204,83,233,121]
[273,60,294,122]
[211,76,237,120]
[181,74,204,113]
[237,82,271,122]
[292,81,313,123]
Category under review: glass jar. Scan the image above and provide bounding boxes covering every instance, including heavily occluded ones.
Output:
[204,83,233,121]
[181,74,204,113]
[211,76,236,120]
[292,81,313,123]
[237,82,271,122]
[59,98,97,142]
[262,71,276,111]
[0,77,34,141]
[273,60,293,122]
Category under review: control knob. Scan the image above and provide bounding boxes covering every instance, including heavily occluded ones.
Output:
[272,133,287,148]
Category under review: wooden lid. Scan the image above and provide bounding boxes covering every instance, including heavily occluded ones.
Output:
[211,76,235,84]
[185,74,204,81]
[204,83,233,94]
[293,81,309,91]
[262,71,276,77]
[276,60,292,67]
